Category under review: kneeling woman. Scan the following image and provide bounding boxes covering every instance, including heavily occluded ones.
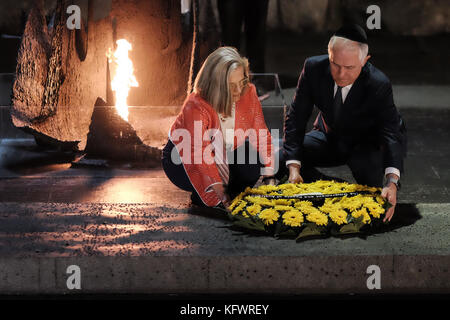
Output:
[162,47,276,208]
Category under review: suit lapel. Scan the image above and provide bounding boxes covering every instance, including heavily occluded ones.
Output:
[321,63,335,113]
[342,64,369,110]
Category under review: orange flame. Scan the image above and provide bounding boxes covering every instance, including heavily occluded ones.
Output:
[108,39,139,121]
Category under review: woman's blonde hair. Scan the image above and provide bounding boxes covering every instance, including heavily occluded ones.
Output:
[193,46,249,117]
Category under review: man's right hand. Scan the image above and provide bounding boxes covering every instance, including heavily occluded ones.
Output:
[288,163,304,184]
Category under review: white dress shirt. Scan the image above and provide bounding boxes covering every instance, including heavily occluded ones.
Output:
[286,82,400,179]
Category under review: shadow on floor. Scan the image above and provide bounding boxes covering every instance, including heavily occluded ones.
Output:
[360,203,422,237]
[187,205,230,222]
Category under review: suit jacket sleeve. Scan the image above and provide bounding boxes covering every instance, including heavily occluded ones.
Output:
[375,82,404,171]
[283,59,315,162]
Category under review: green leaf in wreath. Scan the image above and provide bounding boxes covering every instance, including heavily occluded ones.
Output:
[383,200,393,211]
[277,229,298,238]
[339,222,361,235]
[296,224,325,241]
[232,215,266,232]
[274,220,282,236]
[273,220,299,238]
[353,215,365,228]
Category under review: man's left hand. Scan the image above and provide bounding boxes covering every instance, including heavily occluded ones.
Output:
[381,183,397,222]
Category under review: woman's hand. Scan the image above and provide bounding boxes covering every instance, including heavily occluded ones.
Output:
[262,177,276,186]
[212,183,231,207]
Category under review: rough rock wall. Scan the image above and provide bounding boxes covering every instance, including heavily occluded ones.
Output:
[11,0,192,150]
[110,0,192,106]
[11,4,51,121]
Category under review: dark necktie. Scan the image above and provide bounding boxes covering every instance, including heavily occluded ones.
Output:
[333,86,343,127]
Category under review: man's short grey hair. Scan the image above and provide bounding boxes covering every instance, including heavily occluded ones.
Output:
[328,36,369,63]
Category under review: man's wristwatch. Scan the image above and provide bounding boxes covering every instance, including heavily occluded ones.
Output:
[384,176,401,191]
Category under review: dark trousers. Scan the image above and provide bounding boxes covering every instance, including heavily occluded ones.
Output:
[277,130,384,187]
[217,0,269,73]
[161,139,263,204]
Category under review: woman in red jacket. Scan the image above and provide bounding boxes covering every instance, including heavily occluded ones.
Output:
[162,47,277,208]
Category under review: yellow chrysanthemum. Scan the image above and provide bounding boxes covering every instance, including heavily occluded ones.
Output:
[282,210,304,227]
[258,184,278,193]
[243,187,253,194]
[352,207,371,224]
[229,193,244,211]
[328,208,348,225]
[274,205,293,212]
[247,188,268,195]
[293,200,314,210]
[245,196,274,207]
[259,208,279,225]
[278,183,299,191]
[305,211,328,226]
[298,203,323,217]
[375,195,385,205]
[362,197,385,218]
[320,201,348,225]
[365,204,385,218]
[273,199,293,206]
[231,200,247,216]
[246,204,262,216]
[338,195,365,212]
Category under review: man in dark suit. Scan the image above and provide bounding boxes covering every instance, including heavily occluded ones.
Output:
[281,24,406,222]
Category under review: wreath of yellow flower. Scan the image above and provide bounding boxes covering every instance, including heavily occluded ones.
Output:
[228,181,386,228]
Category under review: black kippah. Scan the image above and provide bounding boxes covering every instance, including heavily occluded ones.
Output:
[334,24,368,44]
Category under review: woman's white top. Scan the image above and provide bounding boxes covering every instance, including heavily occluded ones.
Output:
[218,102,236,151]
